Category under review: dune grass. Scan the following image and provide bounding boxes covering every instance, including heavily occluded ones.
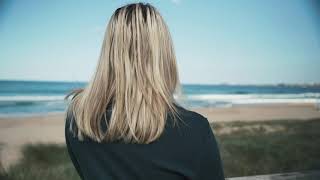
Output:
[1,119,320,179]
[1,144,79,180]
[212,119,320,177]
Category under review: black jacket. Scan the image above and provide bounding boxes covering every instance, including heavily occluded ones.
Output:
[65,104,225,180]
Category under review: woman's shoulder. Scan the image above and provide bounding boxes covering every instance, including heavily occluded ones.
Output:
[64,110,75,135]
[175,104,209,123]
[173,104,211,133]
[64,108,83,141]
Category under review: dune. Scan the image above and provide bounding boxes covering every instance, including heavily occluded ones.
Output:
[1,103,320,169]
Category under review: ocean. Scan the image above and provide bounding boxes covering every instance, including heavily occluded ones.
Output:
[0,80,320,116]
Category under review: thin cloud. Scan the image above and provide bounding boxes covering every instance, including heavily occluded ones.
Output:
[171,0,181,5]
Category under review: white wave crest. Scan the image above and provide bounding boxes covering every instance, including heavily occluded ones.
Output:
[176,93,320,105]
[0,95,65,102]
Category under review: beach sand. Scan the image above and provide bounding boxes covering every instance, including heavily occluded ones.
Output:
[1,103,320,169]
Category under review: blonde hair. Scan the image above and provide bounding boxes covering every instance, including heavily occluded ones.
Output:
[65,3,183,144]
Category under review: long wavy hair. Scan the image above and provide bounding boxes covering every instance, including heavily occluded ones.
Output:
[65,2,183,144]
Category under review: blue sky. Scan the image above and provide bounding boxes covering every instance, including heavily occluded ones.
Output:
[0,0,319,84]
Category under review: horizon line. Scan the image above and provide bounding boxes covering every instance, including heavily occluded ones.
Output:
[1,78,320,86]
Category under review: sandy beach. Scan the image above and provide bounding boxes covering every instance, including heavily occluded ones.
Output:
[1,103,320,169]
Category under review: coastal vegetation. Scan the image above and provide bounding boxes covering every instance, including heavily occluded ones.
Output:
[1,119,320,179]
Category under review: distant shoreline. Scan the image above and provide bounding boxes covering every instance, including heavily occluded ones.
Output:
[0,111,66,119]
[1,79,320,87]
[0,102,319,119]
